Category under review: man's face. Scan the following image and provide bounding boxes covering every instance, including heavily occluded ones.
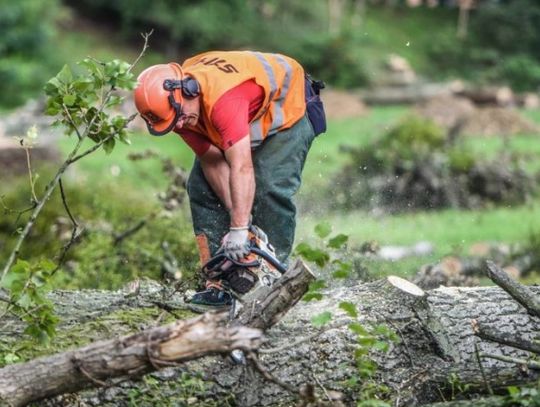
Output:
[176,97,200,129]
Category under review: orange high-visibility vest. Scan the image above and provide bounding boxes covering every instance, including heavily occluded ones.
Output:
[182,51,306,149]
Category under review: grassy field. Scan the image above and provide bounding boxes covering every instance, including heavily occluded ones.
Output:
[298,107,540,278]
[53,104,540,281]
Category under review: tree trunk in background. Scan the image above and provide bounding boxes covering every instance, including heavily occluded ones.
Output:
[457,0,473,39]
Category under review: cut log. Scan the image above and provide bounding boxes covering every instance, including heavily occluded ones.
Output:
[236,259,316,329]
[456,86,514,107]
[2,271,540,406]
[361,83,453,105]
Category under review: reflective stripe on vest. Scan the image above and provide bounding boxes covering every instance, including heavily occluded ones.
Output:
[249,52,293,147]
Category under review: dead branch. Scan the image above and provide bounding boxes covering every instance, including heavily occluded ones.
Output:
[480,353,540,370]
[484,260,540,318]
[473,321,540,355]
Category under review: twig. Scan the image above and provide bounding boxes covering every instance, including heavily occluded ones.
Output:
[127,30,154,74]
[484,260,540,318]
[68,114,137,164]
[312,373,332,402]
[259,322,347,354]
[473,321,540,355]
[22,144,38,203]
[474,342,494,395]
[77,364,107,387]
[113,212,154,246]
[59,178,78,227]
[62,104,83,140]
[384,316,415,367]
[481,352,540,370]
[51,179,81,276]
[246,351,299,395]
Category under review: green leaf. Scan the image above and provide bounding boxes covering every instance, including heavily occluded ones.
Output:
[332,270,348,279]
[295,243,330,267]
[308,280,326,291]
[311,311,332,327]
[302,292,323,302]
[3,353,20,365]
[314,222,332,239]
[348,322,368,336]
[328,234,349,249]
[39,259,56,274]
[63,94,76,106]
[118,130,131,145]
[358,336,376,347]
[16,293,33,310]
[12,259,30,275]
[332,262,352,279]
[103,138,116,154]
[373,341,390,352]
[106,95,123,108]
[1,271,24,291]
[30,274,47,288]
[57,64,73,84]
[339,301,358,318]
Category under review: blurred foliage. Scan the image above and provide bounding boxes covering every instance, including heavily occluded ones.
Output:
[332,115,537,212]
[429,0,540,91]
[0,173,198,290]
[0,0,61,107]
[64,0,369,88]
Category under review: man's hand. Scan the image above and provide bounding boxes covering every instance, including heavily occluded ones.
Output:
[222,227,251,261]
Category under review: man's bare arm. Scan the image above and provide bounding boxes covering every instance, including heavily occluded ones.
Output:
[223,136,255,228]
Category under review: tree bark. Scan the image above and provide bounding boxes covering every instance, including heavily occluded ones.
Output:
[0,260,314,406]
[0,313,261,407]
[1,270,540,406]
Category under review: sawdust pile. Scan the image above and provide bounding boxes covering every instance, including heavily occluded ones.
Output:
[320,88,368,120]
[416,95,539,136]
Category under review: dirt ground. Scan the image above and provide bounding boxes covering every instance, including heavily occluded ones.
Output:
[416,95,539,136]
[320,88,368,120]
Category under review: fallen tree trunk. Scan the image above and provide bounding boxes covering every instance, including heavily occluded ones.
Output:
[0,260,314,406]
[1,263,539,406]
[0,313,261,407]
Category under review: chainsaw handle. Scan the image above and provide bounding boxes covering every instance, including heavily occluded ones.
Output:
[250,247,288,274]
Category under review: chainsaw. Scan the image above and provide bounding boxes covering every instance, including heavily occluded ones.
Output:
[201,225,287,298]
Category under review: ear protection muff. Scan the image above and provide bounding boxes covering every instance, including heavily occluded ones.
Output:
[162,78,200,97]
[181,77,200,98]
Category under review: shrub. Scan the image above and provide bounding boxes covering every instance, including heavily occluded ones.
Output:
[331,115,537,212]
[0,0,60,107]
[0,173,198,291]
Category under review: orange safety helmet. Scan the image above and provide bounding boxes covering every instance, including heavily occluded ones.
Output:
[134,63,185,136]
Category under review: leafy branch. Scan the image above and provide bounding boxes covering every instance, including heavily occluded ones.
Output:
[0,32,152,342]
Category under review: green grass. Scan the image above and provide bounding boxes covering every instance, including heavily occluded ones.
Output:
[58,131,195,193]
[52,103,540,282]
[297,203,540,278]
[296,107,540,279]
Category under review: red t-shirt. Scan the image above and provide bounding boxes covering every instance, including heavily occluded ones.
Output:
[175,80,265,156]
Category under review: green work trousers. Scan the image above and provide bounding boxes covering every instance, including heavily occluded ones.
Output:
[187,114,316,264]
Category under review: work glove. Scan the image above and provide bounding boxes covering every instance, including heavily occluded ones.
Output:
[222,227,251,261]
